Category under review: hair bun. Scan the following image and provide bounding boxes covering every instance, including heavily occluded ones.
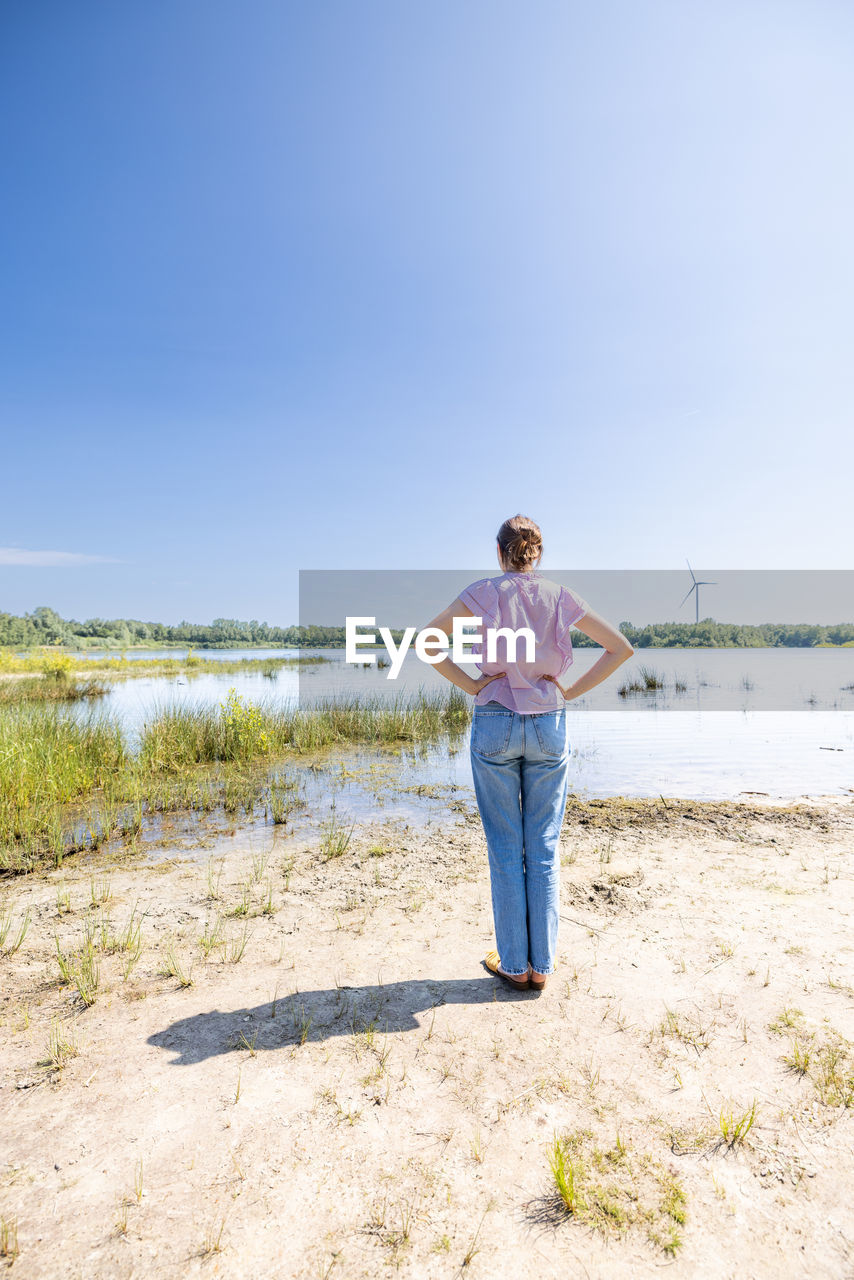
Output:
[497,515,543,571]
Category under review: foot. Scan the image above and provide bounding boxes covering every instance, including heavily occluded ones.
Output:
[483,949,530,990]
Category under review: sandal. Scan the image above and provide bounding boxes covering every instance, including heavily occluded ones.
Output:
[483,949,530,991]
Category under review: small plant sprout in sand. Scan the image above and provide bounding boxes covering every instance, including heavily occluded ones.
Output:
[202,1216,227,1257]
[320,807,356,861]
[229,880,252,918]
[55,934,101,1007]
[364,1192,421,1260]
[718,1100,757,1148]
[114,1197,129,1237]
[199,915,225,960]
[250,847,269,885]
[89,876,112,907]
[769,1006,803,1035]
[0,1215,19,1264]
[549,1134,585,1215]
[295,1004,313,1046]
[116,906,145,955]
[206,857,225,900]
[162,942,194,988]
[785,1039,812,1075]
[0,904,31,955]
[39,1019,80,1072]
[462,1203,492,1268]
[237,1029,259,1057]
[227,921,251,964]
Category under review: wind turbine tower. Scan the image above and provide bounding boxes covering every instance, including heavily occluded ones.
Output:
[681,560,717,624]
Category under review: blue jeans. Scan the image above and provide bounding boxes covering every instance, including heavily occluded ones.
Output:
[470,700,569,977]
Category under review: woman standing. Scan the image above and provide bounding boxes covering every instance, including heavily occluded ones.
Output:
[425,515,633,992]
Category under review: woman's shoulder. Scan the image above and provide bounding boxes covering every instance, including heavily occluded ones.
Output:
[460,574,498,598]
[458,576,501,623]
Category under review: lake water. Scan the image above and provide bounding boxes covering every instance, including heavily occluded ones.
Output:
[72,647,854,803]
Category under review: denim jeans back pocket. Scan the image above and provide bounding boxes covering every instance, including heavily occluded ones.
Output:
[471,710,514,758]
[530,710,568,759]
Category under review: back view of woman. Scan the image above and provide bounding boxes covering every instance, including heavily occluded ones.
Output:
[426,515,633,992]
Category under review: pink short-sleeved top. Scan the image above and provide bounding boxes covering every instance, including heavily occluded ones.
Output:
[458,572,589,714]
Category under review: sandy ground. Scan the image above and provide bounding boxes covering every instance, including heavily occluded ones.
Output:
[2,791,854,1279]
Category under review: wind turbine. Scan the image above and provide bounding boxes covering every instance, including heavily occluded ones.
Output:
[680,560,716,624]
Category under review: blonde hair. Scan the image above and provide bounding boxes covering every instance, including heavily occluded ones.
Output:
[497,514,543,572]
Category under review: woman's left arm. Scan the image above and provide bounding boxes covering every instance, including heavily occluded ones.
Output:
[545,609,634,700]
[422,598,505,697]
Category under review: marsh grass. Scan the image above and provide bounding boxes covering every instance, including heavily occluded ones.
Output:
[618,666,667,697]
[320,810,356,861]
[139,689,469,769]
[543,1130,686,1255]
[0,705,126,870]
[0,647,326,681]
[0,677,110,705]
[0,689,468,872]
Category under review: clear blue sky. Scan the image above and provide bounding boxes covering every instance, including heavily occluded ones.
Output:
[2,1,852,625]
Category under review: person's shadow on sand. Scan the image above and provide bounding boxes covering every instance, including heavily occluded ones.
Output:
[148,975,533,1066]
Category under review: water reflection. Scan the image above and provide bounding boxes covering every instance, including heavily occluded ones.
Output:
[68,647,854,803]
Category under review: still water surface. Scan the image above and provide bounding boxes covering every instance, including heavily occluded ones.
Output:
[77,647,854,803]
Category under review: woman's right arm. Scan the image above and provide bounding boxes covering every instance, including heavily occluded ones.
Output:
[547,610,634,701]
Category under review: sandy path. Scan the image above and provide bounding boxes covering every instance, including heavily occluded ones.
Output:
[2,795,854,1278]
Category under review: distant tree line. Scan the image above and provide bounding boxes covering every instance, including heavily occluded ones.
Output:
[1,607,852,650]
[613,619,854,649]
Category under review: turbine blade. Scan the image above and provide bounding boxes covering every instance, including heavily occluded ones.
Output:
[686,558,697,583]
[679,587,695,607]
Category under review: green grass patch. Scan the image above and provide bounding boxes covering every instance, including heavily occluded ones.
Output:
[545,1129,686,1255]
[0,676,110,705]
